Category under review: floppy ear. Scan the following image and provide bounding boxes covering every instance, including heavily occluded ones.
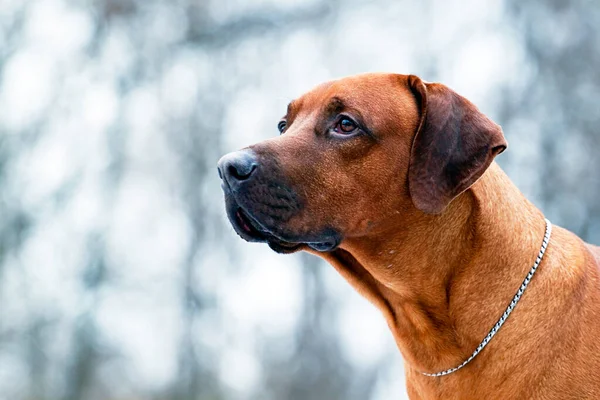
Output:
[407,75,507,214]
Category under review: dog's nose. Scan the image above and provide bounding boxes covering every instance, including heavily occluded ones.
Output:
[217,150,258,184]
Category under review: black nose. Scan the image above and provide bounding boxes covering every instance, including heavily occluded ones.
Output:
[217,150,258,185]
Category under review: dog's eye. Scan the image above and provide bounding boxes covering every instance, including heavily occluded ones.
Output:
[277,120,287,133]
[335,116,358,134]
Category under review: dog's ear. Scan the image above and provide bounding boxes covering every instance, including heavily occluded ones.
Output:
[406,75,507,214]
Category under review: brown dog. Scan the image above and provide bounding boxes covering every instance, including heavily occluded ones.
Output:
[217,73,600,399]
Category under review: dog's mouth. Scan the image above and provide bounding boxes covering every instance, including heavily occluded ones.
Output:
[227,202,339,254]
[230,206,304,253]
[234,207,268,241]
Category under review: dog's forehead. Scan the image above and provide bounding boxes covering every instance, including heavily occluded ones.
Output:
[291,73,409,116]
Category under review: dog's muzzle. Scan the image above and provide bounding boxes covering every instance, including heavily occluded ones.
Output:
[217,149,340,253]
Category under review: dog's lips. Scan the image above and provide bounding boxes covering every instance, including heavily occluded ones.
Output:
[234,207,269,240]
[234,208,339,254]
[229,203,301,249]
[223,187,339,253]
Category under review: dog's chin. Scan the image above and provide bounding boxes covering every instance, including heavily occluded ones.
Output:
[267,239,306,254]
[225,202,340,254]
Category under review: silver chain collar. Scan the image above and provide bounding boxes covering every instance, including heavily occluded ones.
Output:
[421,218,553,377]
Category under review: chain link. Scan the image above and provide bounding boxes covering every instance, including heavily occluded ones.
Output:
[421,218,553,377]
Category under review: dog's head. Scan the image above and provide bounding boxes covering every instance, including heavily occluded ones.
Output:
[218,73,507,254]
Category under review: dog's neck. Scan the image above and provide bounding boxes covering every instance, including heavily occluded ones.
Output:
[318,163,546,374]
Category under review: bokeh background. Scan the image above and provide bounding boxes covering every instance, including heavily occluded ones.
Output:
[1,0,599,399]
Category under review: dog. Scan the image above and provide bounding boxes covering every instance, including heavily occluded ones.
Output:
[217,73,600,399]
